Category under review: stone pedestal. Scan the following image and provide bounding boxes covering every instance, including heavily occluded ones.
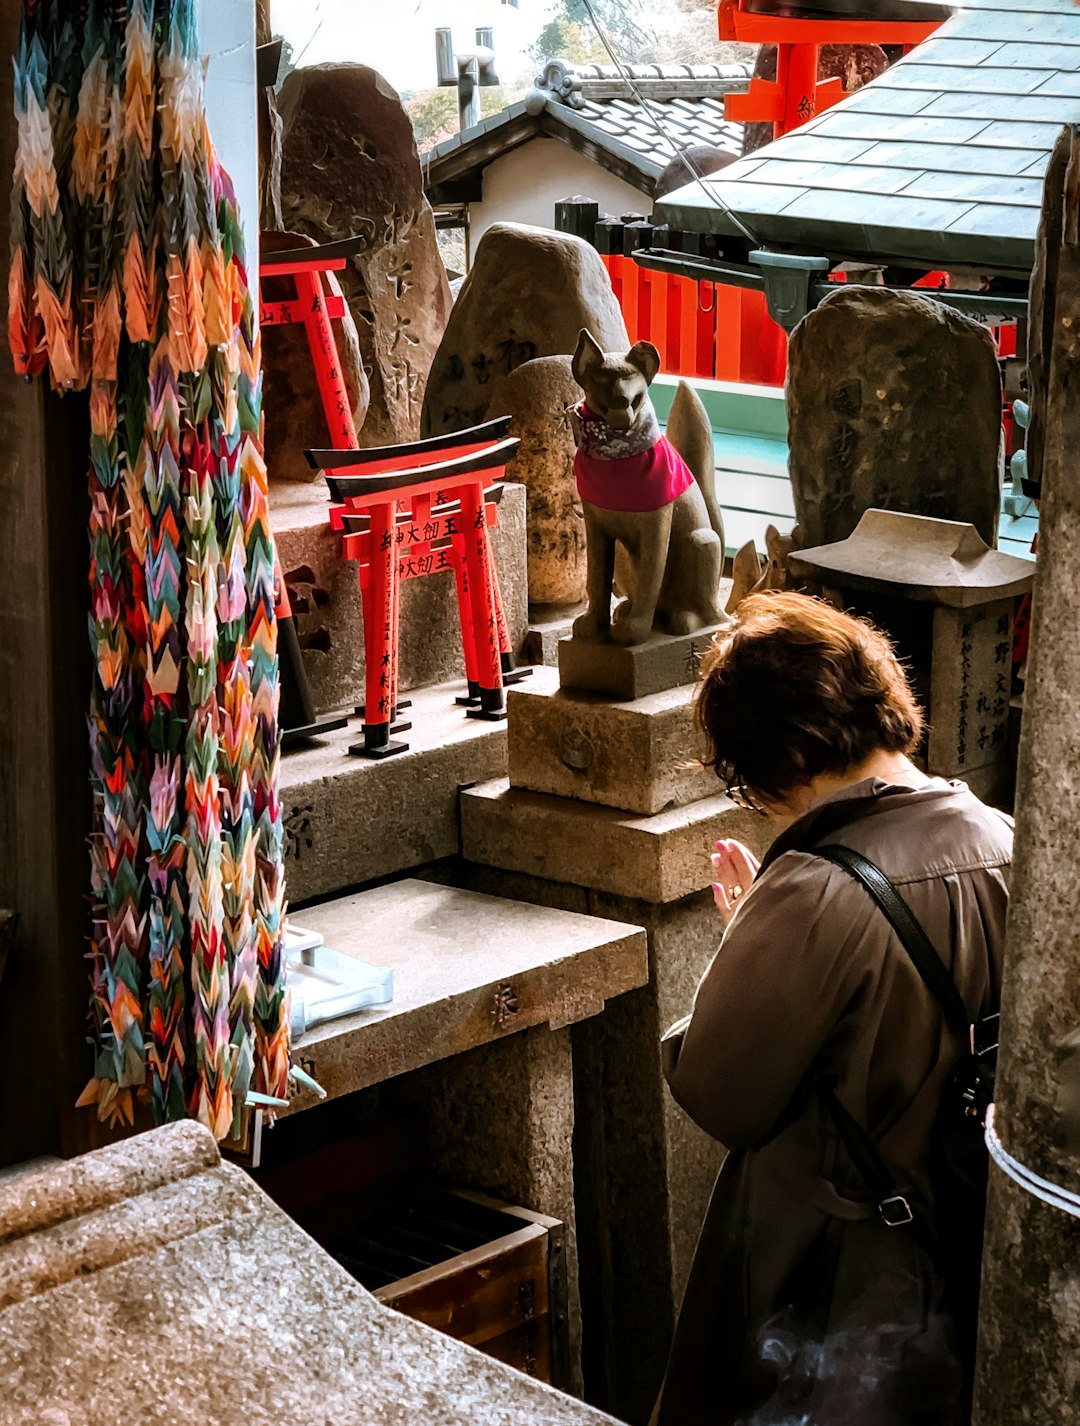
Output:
[456,782,775,1424]
[522,602,587,668]
[507,679,716,815]
[270,479,529,716]
[558,623,725,702]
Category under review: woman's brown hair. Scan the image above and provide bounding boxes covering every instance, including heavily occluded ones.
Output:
[696,591,925,807]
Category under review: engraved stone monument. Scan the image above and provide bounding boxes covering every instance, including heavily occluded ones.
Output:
[787,286,1004,551]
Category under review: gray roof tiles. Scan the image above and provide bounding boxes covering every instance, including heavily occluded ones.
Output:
[425,59,750,193]
[656,0,1080,274]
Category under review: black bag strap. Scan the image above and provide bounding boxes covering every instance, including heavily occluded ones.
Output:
[816,844,973,1035]
[815,844,978,1233]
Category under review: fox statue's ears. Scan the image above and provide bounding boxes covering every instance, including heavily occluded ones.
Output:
[572,329,604,386]
[625,340,661,386]
[573,331,661,388]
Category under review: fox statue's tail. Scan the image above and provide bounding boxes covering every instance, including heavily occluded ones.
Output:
[666,380,724,555]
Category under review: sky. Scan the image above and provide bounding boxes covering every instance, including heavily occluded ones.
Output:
[271,0,554,94]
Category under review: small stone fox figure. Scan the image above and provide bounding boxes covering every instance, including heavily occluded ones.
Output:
[570,328,726,646]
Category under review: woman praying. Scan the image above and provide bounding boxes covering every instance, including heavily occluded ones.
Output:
[655,592,1011,1426]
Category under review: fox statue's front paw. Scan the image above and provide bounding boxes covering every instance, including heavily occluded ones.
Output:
[611,614,653,646]
[573,610,608,641]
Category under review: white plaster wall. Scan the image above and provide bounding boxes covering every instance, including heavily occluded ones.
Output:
[199,0,259,269]
[468,137,650,257]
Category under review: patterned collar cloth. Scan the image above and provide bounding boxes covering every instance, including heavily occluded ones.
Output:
[570,400,694,513]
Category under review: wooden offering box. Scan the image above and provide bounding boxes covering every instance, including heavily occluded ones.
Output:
[345,1188,568,1385]
[255,1128,570,1388]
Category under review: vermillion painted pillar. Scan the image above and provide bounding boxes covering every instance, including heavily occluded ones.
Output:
[974,125,1080,1424]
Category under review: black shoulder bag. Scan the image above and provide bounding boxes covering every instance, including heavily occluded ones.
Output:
[816,844,999,1362]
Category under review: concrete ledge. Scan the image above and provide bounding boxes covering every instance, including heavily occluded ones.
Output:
[461,777,767,903]
[507,679,715,815]
[283,879,648,1114]
[0,1123,620,1425]
[280,669,559,903]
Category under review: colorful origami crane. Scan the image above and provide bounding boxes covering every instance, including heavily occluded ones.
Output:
[9,0,289,1138]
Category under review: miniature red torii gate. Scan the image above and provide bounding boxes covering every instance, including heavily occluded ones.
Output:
[309,421,522,759]
[260,238,527,754]
[718,0,942,141]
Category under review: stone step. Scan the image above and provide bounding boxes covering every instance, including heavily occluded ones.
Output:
[270,477,529,715]
[283,877,648,1115]
[507,678,716,815]
[461,777,769,904]
[280,667,559,903]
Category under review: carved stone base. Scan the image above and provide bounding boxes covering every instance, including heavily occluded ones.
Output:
[507,679,716,815]
[558,622,726,701]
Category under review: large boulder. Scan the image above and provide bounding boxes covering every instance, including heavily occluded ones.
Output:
[278,64,450,446]
[486,356,586,607]
[261,231,369,482]
[787,286,1003,551]
[422,223,628,438]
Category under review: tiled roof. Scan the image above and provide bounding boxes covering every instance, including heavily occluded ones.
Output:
[425,59,749,198]
[655,0,1080,275]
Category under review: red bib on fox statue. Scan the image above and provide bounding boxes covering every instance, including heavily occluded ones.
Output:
[571,401,695,513]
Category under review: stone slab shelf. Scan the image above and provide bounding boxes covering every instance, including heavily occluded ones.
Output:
[284,879,648,1115]
[280,668,560,903]
[462,777,767,903]
[0,1123,620,1426]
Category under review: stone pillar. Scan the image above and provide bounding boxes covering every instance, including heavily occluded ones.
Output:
[973,125,1080,1425]
[388,1026,582,1393]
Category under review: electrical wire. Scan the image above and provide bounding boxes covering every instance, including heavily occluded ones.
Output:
[291,0,326,69]
[576,0,763,248]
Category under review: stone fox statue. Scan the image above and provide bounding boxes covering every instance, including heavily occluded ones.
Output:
[570,329,726,646]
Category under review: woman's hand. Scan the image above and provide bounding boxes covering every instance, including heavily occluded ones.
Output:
[711,839,761,927]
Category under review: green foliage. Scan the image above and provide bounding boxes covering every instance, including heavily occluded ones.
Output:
[529,16,606,65]
[407,86,521,155]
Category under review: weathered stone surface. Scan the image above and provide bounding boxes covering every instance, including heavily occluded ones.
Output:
[261,230,369,483]
[522,603,587,667]
[975,125,1080,1426]
[559,623,725,701]
[507,680,716,815]
[388,1026,585,1392]
[927,600,1015,781]
[0,1123,621,1425]
[281,879,647,1114]
[278,64,450,446]
[269,479,528,714]
[422,223,628,438]
[787,286,1003,550]
[461,778,772,904]
[279,670,559,903]
[485,356,586,606]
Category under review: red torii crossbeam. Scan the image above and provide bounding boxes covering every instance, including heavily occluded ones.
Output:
[718,0,942,140]
[308,421,522,759]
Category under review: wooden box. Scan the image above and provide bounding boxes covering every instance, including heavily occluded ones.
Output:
[253,1126,570,1388]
